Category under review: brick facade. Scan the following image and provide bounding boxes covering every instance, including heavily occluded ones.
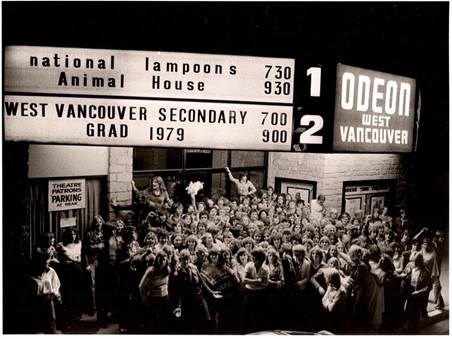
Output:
[108,147,134,219]
[106,149,409,216]
[267,152,409,212]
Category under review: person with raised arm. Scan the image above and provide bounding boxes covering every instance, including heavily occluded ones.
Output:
[225,167,257,200]
[111,176,173,226]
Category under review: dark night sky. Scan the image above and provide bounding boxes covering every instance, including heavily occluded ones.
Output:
[2,1,449,226]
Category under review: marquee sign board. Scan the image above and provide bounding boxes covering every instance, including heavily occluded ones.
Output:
[332,64,416,152]
[3,46,418,153]
[4,95,293,151]
[5,46,295,104]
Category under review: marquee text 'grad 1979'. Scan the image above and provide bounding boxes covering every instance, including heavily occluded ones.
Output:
[4,96,293,151]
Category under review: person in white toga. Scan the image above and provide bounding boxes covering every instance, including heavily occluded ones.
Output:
[310,194,326,223]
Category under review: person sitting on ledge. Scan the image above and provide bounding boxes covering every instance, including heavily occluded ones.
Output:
[112,176,173,225]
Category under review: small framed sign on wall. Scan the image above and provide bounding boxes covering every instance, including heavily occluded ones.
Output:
[275,177,317,204]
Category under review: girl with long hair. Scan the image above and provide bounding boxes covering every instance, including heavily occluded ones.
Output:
[139,251,171,333]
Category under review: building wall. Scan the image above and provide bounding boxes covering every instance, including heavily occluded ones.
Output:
[231,151,265,167]
[4,142,31,262]
[108,147,134,219]
[267,152,327,186]
[27,144,125,220]
[28,144,109,178]
[268,152,408,212]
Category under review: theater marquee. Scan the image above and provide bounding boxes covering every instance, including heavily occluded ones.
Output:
[4,47,418,153]
[5,46,295,103]
[333,64,417,153]
[4,95,292,150]
[4,46,295,151]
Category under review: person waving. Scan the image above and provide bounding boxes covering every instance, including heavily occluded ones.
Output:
[225,167,257,200]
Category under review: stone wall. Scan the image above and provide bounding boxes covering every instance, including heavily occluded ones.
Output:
[268,152,408,212]
[322,154,408,211]
[267,152,327,186]
[108,147,134,219]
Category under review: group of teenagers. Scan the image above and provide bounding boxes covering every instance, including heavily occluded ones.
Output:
[28,170,446,334]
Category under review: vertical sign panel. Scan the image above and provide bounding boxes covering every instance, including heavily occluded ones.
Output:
[333,64,416,152]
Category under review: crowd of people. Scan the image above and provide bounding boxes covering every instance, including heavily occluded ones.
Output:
[27,170,447,334]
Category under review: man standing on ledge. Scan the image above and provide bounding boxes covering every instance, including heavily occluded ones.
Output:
[225,167,257,201]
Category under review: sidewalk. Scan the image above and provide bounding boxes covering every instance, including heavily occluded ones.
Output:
[424,253,449,330]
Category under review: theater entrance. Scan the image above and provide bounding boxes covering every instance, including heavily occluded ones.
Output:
[342,180,396,216]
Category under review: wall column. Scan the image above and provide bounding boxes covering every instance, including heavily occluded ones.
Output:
[108,147,134,220]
